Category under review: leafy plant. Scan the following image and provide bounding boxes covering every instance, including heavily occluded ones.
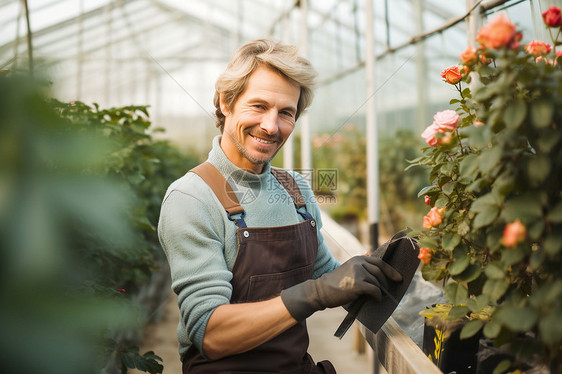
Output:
[410,11,562,371]
[0,72,198,374]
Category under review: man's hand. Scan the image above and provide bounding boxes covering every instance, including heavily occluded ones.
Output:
[280,256,402,321]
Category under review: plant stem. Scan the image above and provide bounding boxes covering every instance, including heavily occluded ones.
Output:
[456,129,464,155]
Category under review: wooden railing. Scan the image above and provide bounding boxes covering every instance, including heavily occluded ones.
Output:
[360,318,442,374]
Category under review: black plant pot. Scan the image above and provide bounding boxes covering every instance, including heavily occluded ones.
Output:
[476,338,534,374]
[423,317,482,374]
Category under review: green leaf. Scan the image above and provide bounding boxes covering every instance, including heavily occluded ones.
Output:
[460,319,484,339]
[454,263,482,283]
[492,360,512,374]
[494,305,538,332]
[486,225,504,253]
[503,99,527,129]
[501,247,525,266]
[484,262,505,279]
[478,147,502,174]
[467,294,490,312]
[544,232,562,256]
[536,130,562,153]
[440,162,455,177]
[442,181,456,195]
[473,205,499,229]
[484,320,501,338]
[465,125,491,149]
[527,155,551,185]
[419,237,439,249]
[418,185,440,198]
[448,255,469,275]
[446,282,469,304]
[501,194,543,222]
[442,233,461,250]
[448,305,470,320]
[122,354,136,369]
[530,98,554,128]
[483,279,509,302]
[528,220,545,240]
[421,263,446,281]
[435,195,449,208]
[459,153,479,176]
[547,201,562,223]
[471,193,500,213]
[538,309,562,344]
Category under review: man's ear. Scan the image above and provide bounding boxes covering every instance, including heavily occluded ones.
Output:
[219,94,230,116]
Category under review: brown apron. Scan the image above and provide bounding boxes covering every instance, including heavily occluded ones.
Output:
[182,162,336,374]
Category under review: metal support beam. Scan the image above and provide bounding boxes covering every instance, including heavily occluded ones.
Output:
[76,0,84,100]
[282,12,294,171]
[365,0,379,255]
[300,0,311,175]
[21,0,33,75]
[414,0,428,132]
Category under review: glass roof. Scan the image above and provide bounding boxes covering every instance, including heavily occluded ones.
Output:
[0,0,547,151]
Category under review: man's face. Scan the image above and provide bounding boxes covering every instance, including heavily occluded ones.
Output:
[220,65,300,174]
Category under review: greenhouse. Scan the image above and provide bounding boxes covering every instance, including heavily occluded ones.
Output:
[1,0,561,373]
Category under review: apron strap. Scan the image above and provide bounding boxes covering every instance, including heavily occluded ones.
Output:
[189,162,246,224]
[190,163,312,225]
[271,167,313,221]
[270,167,307,209]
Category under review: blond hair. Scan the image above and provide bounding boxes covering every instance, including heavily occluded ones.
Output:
[214,39,317,133]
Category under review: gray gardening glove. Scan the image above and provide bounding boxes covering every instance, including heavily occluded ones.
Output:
[280,256,403,321]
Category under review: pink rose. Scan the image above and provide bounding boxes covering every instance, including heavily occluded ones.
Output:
[502,220,526,247]
[433,110,460,132]
[418,247,434,265]
[423,207,445,229]
[421,123,442,147]
[441,66,462,84]
[525,40,552,56]
[542,6,562,27]
[459,46,478,66]
[476,13,518,50]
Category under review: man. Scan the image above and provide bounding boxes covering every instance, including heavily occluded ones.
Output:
[158,39,402,373]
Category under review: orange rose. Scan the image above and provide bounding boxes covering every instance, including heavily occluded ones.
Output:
[542,6,562,27]
[459,46,478,66]
[418,247,434,265]
[476,13,518,50]
[502,220,526,247]
[441,66,462,84]
[525,40,552,56]
[480,53,493,65]
[423,207,445,229]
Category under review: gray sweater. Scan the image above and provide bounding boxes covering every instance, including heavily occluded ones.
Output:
[158,135,339,359]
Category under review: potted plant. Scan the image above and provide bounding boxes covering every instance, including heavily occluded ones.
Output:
[409,8,562,373]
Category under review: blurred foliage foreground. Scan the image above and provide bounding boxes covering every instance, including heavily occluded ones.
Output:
[0,74,199,374]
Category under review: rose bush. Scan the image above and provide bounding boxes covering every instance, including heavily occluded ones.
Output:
[409,11,562,372]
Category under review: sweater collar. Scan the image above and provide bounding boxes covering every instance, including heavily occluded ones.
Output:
[208,135,272,184]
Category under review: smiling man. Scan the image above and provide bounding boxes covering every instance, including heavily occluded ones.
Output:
[158,39,401,373]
